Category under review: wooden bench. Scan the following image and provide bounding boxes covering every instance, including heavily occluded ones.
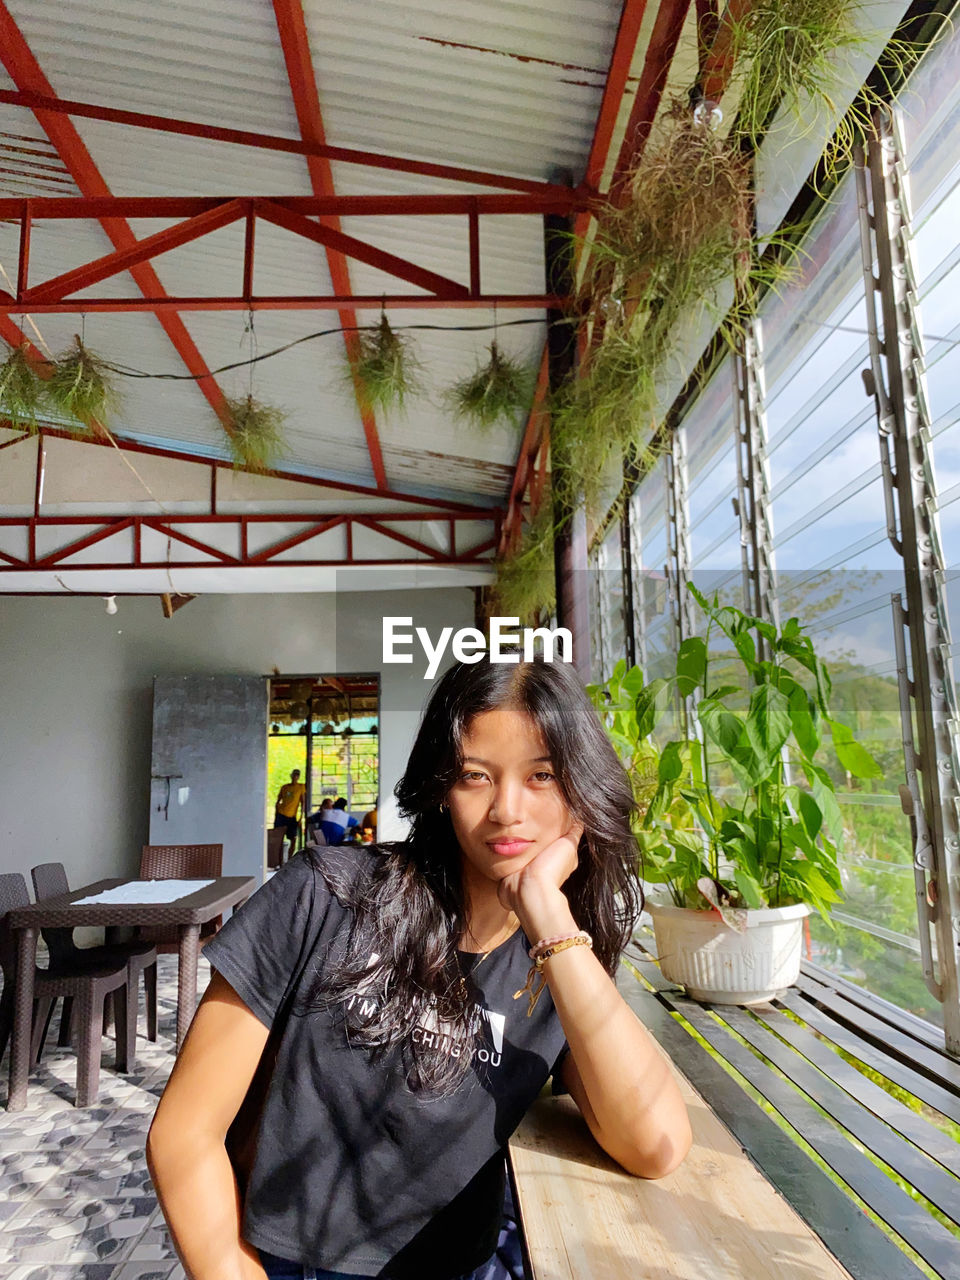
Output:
[508,937,960,1280]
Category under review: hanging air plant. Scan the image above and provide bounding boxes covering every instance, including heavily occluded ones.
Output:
[445,341,533,431]
[492,500,558,627]
[580,100,754,337]
[725,0,925,183]
[45,336,118,430]
[528,2,916,548]
[224,394,289,472]
[550,354,663,526]
[728,0,869,148]
[446,341,532,430]
[557,100,755,519]
[0,344,46,433]
[351,313,423,415]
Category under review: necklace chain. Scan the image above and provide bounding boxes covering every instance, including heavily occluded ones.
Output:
[462,916,520,961]
[458,918,521,993]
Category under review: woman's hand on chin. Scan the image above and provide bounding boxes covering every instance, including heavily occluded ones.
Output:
[497,824,583,936]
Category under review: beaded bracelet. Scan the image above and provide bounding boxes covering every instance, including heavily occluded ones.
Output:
[528,930,592,962]
[513,933,594,1016]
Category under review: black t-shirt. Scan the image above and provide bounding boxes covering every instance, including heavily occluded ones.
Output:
[202,847,569,1279]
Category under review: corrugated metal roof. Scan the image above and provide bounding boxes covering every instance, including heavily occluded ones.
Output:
[307,0,621,182]
[67,118,316,198]
[8,0,301,137]
[0,121,76,198]
[0,0,635,513]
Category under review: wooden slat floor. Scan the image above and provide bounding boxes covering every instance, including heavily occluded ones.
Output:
[626,931,960,1280]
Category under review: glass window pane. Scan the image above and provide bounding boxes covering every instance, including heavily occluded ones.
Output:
[793,569,940,1025]
[594,523,626,681]
[686,356,741,579]
[631,467,674,680]
[758,166,935,1021]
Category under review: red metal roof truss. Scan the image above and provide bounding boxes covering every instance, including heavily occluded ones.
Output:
[1,196,579,311]
[0,510,497,571]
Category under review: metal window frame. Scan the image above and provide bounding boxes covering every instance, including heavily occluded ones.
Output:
[664,422,695,647]
[732,316,780,641]
[589,542,606,682]
[627,489,647,673]
[856,108,960,1053]
[664,422,697,731]
[621,498,638,672]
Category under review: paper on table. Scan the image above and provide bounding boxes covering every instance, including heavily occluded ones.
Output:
[73,879,216,905]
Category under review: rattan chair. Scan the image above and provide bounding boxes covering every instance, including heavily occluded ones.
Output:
[138,844,224,953]
[0,873,133,1107]
[30,862,158,1049]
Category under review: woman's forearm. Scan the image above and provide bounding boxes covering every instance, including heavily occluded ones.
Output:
[544,943,691,1175]
[515,883,692,1177]
[146,1122,267,1280]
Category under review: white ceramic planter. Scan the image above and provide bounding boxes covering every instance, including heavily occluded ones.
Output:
[645,899,811,1005]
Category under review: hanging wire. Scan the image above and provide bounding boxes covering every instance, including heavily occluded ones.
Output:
[0,260,54,357]
[88,315,553,383]
[243,308,258,398]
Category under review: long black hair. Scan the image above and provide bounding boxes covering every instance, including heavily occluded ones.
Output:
[305,654,642,1092]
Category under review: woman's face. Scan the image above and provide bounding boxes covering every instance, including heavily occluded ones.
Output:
[446,706,573,890]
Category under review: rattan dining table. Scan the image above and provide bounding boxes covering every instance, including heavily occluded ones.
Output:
[5,874,255,1111]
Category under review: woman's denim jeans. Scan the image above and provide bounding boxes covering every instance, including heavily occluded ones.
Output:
[258,1249,520,1280]
[258,1250,372,1280]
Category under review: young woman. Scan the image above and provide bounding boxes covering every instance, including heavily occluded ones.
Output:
[147,656,692,1280]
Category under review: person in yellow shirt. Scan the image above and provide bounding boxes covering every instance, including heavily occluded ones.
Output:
[273,770,306,857]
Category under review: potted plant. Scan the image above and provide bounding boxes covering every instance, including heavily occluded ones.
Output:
[588,585,880,1004]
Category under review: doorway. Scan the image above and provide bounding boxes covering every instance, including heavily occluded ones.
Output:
[267,673,380,859]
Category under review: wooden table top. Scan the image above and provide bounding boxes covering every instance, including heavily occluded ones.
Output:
[510,1084,853,1280]
[7,875,256,929]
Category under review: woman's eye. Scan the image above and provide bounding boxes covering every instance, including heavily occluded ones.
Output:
[531,771,556,783]
[460,771,487,783]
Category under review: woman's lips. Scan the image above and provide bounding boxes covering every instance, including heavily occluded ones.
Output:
[487,839,533,857]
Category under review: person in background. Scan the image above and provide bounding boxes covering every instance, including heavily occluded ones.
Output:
[273,770,305,856]
[361,805,378,839]
[306,797,334,829]
[319,796,350,845]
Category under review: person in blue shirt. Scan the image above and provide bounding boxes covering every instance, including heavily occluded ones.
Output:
[319,797,352,844]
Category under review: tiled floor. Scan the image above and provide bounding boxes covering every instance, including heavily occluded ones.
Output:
[0,953,207,1279]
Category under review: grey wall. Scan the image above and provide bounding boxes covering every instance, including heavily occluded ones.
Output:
[0,588,473,892]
